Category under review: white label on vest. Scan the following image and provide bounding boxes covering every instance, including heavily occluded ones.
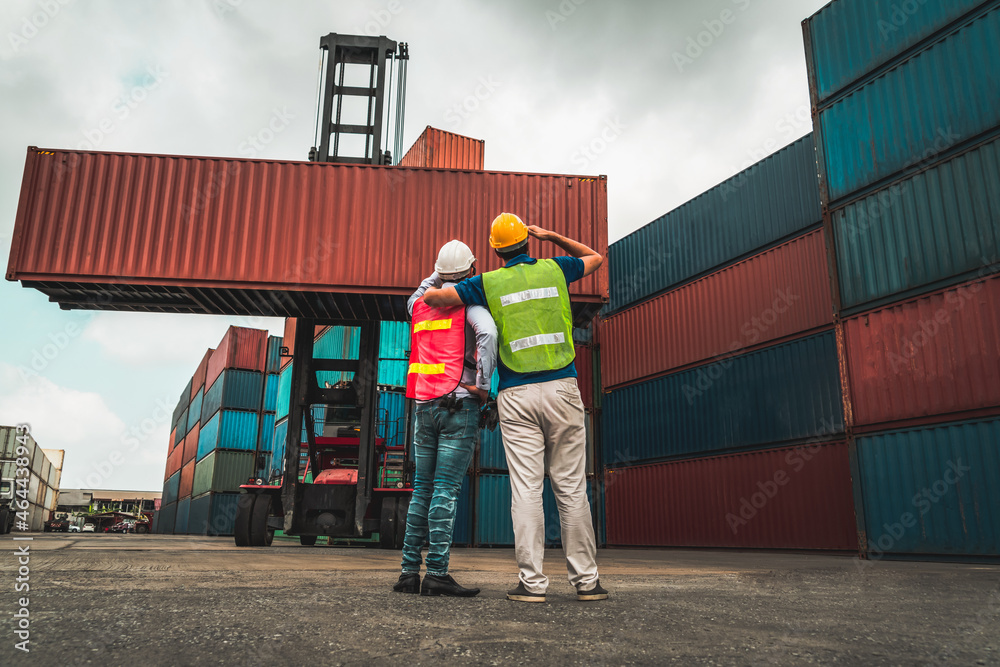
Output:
[500,287,559,307]
[509,332,565,353]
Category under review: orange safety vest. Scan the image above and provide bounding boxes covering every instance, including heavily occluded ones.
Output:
[406,299,468,401]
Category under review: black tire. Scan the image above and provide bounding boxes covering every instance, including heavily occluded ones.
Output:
[250,493,274,547]
[395,496,409,550]
[379,497,398,549]
[135,524,148,534]
[299,535,317,546]
[234,494,255,547]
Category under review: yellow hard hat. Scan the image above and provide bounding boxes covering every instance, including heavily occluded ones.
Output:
[489,212,528,249]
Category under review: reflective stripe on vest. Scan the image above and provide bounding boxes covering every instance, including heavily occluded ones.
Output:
[406,301,467,401]
[481,258,575,373]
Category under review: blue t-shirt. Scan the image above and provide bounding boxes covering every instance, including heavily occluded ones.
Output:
[454,255,585,391]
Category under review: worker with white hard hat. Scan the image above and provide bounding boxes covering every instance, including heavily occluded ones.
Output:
[423,213,607,603]
[393,239,497,598]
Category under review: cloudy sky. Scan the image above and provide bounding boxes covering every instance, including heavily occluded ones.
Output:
[0,0,830,492]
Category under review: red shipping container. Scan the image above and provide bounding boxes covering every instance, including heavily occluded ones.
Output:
[191,349,214,401]
[182,423,200,465]
[843,275,1000,431]
[398,126,485,170]
[6,148,607,321]
[164,440,184,481]
[178,460,196,500]
[604,442,857,551]
[600,229,833,390]
[574,344,594,409]
[281,319,296,370]
[168,427,176,453]
[206,326,267,389]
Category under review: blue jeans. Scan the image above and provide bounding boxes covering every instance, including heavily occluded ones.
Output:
[400,399,479,577]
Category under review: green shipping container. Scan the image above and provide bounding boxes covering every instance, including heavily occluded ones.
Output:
[192,450,256,497]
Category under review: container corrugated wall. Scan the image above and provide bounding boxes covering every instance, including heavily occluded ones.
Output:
[453,475,473,546]
[811,4,1000,203]
[604,442,856,549]
[162,471,180,505]
[156,502,176,534]
[8,149,607,320]
[192,450,255,497]
[856,416,1000,556]
[398,126,485,170]
[201,369,264,422]
[804,0,986,105]
[606,134,821,313]
[182,424,199,464]
[475,473,595,546]
[175,497,191,534]
[378,321,409,387]
[843,276,1000,430]
[602,331,844,465]
[188,492,241,536]
[206,327,267,388]
[479,427,506,471]
[830,134,1000,311]
[266,336,283,374]
[377,390,406,448]
[275,363,292,420]
[601,230,834,389]
[187,389,203,434]
[263,374,278,413]
[179,460,195,499]
[191,349,213,400]
[197,410,259,461]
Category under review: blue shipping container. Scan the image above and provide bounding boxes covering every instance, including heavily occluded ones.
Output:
[162,471,181,506]
[479,427,506,470]
[475,474,593,546]
[201,369,264,423]
[266,335,283,374]
[258,412,275,453]
[378,390,407,448]
[857,416,1000,556]
[197,410,259,462]
[816,5,1000,203]
[831,134,1000,311]
[175,496,191,534]
[187,388,203,434]
[156,502,177,535]
[263,373,278,413]
[804,0,986,105]
[268,418,288,481]
[602,330,845,465]
[275,363,292,421]
[187,492,241,536]
[453,475,473,546]
[606,134,821,313]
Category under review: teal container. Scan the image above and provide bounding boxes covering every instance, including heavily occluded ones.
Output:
[175,496,191,534]
[479,427,506,470]
[187,389,203,435]
[815,5,1000,202]
[377,390,407,448]
[267,418,288,482]
[602,330,845,465]
[831,134,1000,311]
[453,475,472,546]
[275,363,293,421]
[258,412,275,453]
[475,474,594,546]
[156,502,176,535]
[197,410,259,461]
[188,492,241,536]
[266,336,283,374]
[201,369,264,423]
[857,416,1000,557]
[804,0,986,105]
[263,373,278,413]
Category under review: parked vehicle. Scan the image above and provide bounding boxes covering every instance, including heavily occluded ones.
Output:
[68,525,81,533]
[82,524,95,533]
[44,518,71,532]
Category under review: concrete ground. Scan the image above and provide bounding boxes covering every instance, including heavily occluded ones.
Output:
[1,535,998,666]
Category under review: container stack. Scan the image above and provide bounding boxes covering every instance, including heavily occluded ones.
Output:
[804,0,1000,558]
[599,135,859,551]
[158,326,272,535]
[0,427,63,531]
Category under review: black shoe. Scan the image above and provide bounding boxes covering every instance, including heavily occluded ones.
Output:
[393,572,420,594]
[577,579,608,601]
[420,573,480,597]
[506,582,546,603]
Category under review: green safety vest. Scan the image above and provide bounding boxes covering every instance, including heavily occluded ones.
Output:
[482,258,576,373]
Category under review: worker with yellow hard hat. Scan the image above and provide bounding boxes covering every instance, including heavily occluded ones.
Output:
[423,212,607,603]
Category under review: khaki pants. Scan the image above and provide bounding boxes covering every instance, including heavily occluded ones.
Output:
[497,377,599,593]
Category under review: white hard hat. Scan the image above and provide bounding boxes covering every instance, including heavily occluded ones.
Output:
[435,240,476,278]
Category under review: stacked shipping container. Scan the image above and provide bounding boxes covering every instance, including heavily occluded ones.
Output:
[599,133,859,550]
[804,0,1000,558]
[158,327,273,535]
[0,427,63,531]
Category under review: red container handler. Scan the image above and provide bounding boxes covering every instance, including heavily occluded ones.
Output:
[600,229,833,390]
[6,147,607,322]
[604,441,857,551]
[205,326,267,390]
[398,126,485,170]
[191,349,214,401]
[842,275,1000,432]
[178,460,196,500]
